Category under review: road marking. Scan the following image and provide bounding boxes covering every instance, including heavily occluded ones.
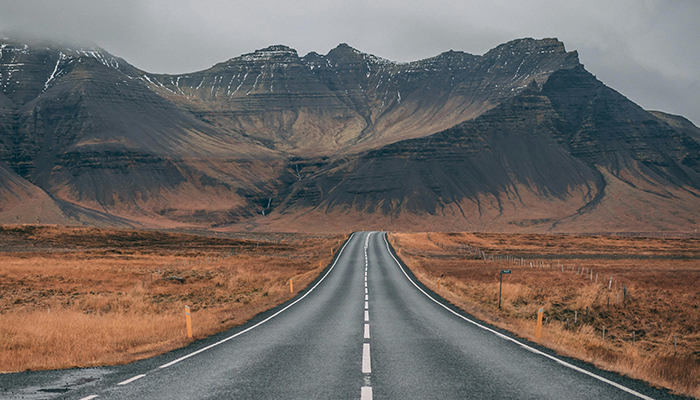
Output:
[362,233,374,400]
[382,234,656,400]
[362,343,372,373]
[117,374,146,386]
[158,233,357,369]
[79,396,99,400]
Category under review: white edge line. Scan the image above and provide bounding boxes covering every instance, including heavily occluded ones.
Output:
[117,374,146,386]
[158,233,357,369]
[78,396,99,400]
[381,233,656,400]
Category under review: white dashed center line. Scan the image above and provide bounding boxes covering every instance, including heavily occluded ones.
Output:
[361,232,373,399]
[362,343,372,374]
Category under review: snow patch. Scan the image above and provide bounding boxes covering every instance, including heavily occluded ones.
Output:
[232,71,248,96]
[246,72,261,95]
[43,52,67,91]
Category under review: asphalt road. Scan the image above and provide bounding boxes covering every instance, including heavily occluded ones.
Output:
[0,232,689,399]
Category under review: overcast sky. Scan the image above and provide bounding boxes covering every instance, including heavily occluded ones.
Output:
[1,0,698,124]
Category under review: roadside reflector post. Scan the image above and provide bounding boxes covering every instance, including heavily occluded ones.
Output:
[535,307,544,339]
[185,305,193,339]
[499,270,511,309]
[437,278,440,291]
[398,248,401,255]
[290,279,294,293]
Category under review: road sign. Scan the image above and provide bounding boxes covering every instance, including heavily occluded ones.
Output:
[501,270,511,274]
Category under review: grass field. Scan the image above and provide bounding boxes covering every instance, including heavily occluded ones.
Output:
[0,225,345,372]
[389,232,700,399]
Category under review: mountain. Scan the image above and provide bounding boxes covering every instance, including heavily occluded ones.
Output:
[0,36,698,233]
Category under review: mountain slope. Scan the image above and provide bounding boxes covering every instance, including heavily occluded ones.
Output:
[0,38,285,227]
[251,72,700,233]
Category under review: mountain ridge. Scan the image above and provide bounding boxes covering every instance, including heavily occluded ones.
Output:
[0,36,698,233]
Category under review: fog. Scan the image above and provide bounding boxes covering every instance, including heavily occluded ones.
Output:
[1,0,698,124]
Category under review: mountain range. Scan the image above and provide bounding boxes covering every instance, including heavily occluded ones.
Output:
[0,36,698,233]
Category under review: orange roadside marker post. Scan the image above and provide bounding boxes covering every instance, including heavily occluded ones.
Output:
[535,307,544,339]
[290,279,294,293]
[185,305,193,339]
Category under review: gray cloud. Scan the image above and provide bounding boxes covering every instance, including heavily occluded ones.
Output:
[1,0,698,124]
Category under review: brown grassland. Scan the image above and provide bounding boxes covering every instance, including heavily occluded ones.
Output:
[0,225,345,372]
[388,232,700,398]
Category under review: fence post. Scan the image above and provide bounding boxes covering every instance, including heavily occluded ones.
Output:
[675,335,678,354]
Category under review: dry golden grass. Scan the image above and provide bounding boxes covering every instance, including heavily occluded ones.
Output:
[0,225,346,372]
[390,232,700,399]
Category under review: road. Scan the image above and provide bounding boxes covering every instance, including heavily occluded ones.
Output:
[0,232,687,399]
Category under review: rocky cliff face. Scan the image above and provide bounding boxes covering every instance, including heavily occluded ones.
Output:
[0,36,698,232]
[260,67,700,232]
[148,38,579,155]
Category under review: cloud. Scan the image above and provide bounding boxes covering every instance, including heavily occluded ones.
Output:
[0,0,698,124]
